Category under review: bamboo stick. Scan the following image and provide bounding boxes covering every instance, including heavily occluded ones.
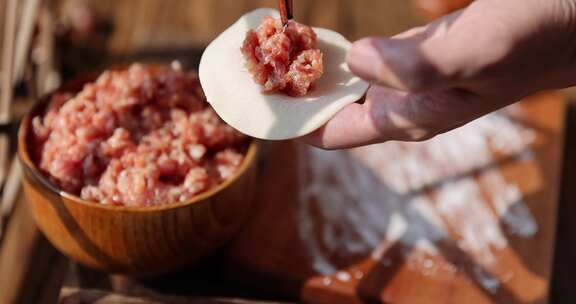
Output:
[14,0,42,85]
[1,0,18,123]
[0,156,23,235]
[0,0,18,196]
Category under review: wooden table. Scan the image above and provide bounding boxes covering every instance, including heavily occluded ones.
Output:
[0,91,570,304]
[226,92,567,304]
[0,24,572,300]
[4,1,570,303]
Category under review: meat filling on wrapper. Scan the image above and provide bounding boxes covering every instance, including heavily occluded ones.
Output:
[241,16,324,97]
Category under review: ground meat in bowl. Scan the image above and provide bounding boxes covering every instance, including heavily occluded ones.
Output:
[31,63,249,207]
[241,16,323,97]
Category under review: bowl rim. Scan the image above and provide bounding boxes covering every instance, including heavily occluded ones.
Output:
[18,65,258,213]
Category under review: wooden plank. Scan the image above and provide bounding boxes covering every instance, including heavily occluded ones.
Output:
[104,0,140,54]
[0,192,69,304]
[74,0,430,52]
[210,0,249,35]
[304,0,341,30]
[351,0,424,39]
[227,92,565,303]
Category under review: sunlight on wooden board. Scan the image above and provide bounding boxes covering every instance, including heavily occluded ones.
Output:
[229,92,565,304]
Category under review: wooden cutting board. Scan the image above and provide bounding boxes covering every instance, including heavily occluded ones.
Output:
[0,92,566,304]
[227,92,566,304]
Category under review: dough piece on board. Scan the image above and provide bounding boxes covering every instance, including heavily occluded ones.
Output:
[199,8,369,140]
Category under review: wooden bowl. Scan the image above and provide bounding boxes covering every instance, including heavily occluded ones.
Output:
[17,70,258,276]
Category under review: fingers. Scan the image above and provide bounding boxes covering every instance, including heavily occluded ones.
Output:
[303,86,433,149]
[304,85,496,150]
[346,36,451,92]
[309,0,564,150]
[302,102,383,150]
[345,18,458,92]
[345,7,507,92]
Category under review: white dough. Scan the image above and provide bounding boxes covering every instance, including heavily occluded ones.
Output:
[199,8,369,140]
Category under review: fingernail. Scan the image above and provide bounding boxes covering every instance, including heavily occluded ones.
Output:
[346,38,384,83]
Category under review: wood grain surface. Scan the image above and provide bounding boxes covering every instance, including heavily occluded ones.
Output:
[0,191,68,304]
[51,0,424,54]
[1,1,573,303]
[226,92,566,304]
[47,92,568,304]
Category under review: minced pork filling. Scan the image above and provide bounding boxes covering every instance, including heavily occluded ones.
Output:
[241,16,323,97]
[31,63,248,207]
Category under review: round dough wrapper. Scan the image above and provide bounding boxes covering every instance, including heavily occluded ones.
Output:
[199,8,369,140]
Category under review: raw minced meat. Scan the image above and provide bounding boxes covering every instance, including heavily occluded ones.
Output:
[241,16,323,97]
[31,63,249,207]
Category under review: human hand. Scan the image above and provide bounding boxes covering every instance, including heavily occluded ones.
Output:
[305,0,576,149]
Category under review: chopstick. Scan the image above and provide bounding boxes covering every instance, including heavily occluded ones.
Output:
[0,0,19,240]
[14,0,42,85]
[1,157,22,219]
[278,0,294,27]
[0,0,39,240]
[0,157,22,240]
[1,0,18,124]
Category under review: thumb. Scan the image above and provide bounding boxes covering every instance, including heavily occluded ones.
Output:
[346,10,471,92]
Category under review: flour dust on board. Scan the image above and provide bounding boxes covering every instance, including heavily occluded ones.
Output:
[297,105,539,294]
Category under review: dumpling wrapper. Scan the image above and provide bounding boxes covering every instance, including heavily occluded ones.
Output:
[199,8,369,140]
